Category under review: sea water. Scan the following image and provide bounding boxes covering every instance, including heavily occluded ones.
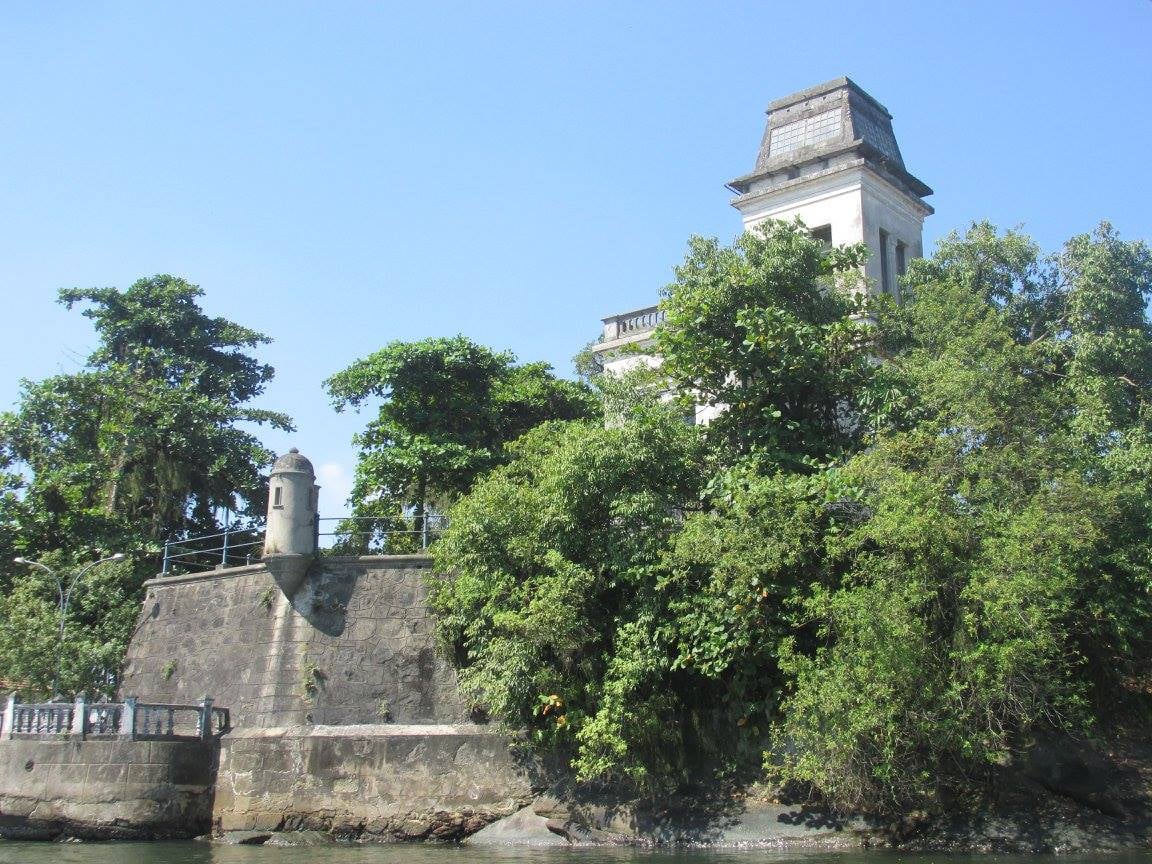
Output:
[0,844,1149,864]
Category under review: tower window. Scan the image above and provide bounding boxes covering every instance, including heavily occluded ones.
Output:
[810,225,833,248]
[273,486,283,508]
[896,241,907,277]
[878,229,892,295]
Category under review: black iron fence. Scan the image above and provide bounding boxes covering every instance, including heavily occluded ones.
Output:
[317,514,448,554]
[160,514,449,575]
[161,527,263,575]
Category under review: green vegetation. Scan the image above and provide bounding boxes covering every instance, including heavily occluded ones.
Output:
[0,275,292,696]
[432,220,1152,813]
[431,407,705,785]
[658,228,875,464]
[2,220,1148,817]
[300,659,323,700]
[325,336,598,549]
[0,551,139,696]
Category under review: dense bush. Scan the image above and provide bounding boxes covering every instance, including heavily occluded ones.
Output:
[433,220,1152,810]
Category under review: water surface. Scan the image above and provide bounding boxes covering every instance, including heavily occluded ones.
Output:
[0,845,1148,864]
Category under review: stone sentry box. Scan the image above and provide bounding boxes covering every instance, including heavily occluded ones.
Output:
[262,447,320,597]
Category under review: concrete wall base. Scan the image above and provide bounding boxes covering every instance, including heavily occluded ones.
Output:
[212,724,537,841]
[0,738,215,840]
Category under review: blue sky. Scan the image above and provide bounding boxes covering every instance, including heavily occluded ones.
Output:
[2,1,1150,515]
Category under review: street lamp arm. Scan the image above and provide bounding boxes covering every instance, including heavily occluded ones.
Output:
[68,553,127,592]
[14,557,64,607]
[13,552,124,697]
[13,557,55,578]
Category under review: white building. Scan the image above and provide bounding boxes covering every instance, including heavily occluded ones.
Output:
[594,77,933,406]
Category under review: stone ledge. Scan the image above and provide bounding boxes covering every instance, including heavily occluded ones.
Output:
[0,737,214,840]
[320,555,433,568]
[225,723,501,739]
[145,563,268,588]
[144,554,436,589]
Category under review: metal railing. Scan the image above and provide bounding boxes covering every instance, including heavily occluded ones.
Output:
[601,305,666,341]
[160,512,451,573]
[0,693,229,741]
[318,514,448,554]
[161,527,264,575]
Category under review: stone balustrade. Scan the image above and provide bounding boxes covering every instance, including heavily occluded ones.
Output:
[601,305,666,341]
[0,693,228,741]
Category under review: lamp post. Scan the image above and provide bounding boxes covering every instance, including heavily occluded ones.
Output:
[13,553,125,696]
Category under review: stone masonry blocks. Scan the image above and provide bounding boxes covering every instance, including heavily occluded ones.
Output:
[120,557,470,728]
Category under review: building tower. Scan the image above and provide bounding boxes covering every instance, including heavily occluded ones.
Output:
[725,77,933,299]
[264,448,319,558]
[594,77,935,417]
[594,77,933,379]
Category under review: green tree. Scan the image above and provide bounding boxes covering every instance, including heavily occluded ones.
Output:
[325,336,597,545]
[769,222,1152,811]
[0,275,293,555]
[430,400,707,790]
[0,274,292,693]
[0,552,138,697]
[656,220,875,466]
[430,224,883,791]
[433,219,1152,814]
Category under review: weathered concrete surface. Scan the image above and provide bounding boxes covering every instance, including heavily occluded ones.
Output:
[0,738,214,840]
[465,790,877,849]
[121,556,470,728]
[212,724,535,841]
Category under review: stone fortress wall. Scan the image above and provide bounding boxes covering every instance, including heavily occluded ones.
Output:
[0,447,534,840]
[118,554,533,839]
[120,556,469,728]
[0,555,535,840]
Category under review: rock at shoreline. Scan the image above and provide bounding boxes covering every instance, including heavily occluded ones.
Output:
[464,804,569,846]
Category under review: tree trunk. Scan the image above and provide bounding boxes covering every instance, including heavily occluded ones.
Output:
[414,473,427,546]
[104,434,131,516]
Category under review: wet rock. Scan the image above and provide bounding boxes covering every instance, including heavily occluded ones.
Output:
[264,830,336,847]
[1022,736,1127,818]
[465,804,570,846]
[216,830,273,845]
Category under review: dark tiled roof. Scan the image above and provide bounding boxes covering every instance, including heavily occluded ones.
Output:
[728,77,932,201]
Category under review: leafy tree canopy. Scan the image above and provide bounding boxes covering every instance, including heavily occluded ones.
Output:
[432,220,1152,810]
[1,275,292,554]
[770,222,1152,809]
[0,551,138,697]
[430,402,707,787]
[656,222,876,466]
[325,336,598,535]
[0,274,291,695]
